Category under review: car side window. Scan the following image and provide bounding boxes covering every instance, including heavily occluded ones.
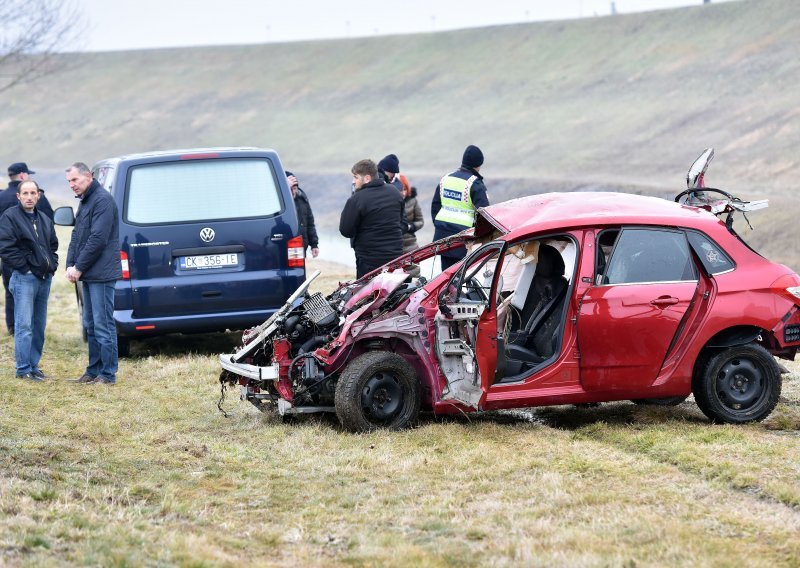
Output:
[604,228,696,284]
[686,231,735,274]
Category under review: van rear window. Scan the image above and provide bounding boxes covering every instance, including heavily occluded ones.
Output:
[125,159,282,224]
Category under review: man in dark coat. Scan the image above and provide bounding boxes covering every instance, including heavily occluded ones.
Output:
[285,171,319,258]
[0,180,58,380]
[339,159,404,278]
[65,162,122,386]
[0,162,53,334]
[431,145,490,271]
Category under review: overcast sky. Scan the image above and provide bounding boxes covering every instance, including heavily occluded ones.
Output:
[73,0,736,51]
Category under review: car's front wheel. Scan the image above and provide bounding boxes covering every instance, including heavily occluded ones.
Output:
[693,343,781,423]
[335,351,420,432]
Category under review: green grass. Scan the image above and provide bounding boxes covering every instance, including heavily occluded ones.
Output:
[1,235,800,565]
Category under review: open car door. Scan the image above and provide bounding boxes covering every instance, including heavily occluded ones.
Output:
[435,242,505,409]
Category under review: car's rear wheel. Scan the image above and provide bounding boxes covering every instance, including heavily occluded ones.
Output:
[692,343,781,423]
[335,351,420,432]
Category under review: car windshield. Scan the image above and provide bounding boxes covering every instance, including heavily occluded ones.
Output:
[125,158,282,224]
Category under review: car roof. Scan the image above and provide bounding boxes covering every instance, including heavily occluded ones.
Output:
[93,147,276,166]
[477,192,723,236]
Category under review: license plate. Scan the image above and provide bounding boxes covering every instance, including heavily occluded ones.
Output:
[180,253,238,270]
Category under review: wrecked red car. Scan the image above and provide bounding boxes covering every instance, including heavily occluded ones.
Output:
[219,150,800,431]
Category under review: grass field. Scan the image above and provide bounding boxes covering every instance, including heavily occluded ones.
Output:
[1,231,800,566]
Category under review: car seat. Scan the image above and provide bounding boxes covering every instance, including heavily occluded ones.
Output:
[502,244,569,377]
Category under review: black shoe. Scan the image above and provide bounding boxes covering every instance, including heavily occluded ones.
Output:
[16,373,44,382]
[71,374,98,384]
[96,377,116,386]
[31,369,50,380]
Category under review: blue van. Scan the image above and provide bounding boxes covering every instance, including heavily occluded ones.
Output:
[54,148,305,355]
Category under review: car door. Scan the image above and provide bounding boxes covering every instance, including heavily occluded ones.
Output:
[435,242,504,409]
[578,227,700,391]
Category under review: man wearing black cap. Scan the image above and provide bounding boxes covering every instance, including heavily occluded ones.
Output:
[377,154,403,192]
[431,145,490,271]
[0,163,54,334]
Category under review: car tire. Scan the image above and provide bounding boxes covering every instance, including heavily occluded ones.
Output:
[335,351,420,432]
[631,396,688,406]
[692,343,781,423]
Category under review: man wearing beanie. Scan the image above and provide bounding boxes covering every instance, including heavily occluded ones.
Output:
[340,159,404,278]
[377,154,403,192]
[431,145,490,270]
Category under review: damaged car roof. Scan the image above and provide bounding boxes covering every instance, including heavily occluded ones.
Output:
[475,192,718,237]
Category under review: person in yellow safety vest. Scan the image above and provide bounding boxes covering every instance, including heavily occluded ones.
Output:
[431,145,490,270]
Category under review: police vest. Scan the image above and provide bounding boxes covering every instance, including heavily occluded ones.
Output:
[434,174,478,228]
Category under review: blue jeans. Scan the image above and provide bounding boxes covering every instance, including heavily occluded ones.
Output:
[10,271,52,375]
[82,281,118,383]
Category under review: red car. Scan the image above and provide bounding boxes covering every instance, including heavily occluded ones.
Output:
[220,152,800,431]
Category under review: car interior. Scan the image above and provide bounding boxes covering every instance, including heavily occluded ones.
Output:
[496,237,574,382]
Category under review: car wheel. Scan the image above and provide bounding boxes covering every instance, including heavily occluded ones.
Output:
[692,343,781,423]
[335,351,420,432]
[631,396,688,406]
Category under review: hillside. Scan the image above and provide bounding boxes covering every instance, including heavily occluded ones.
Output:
[1,0,799,265]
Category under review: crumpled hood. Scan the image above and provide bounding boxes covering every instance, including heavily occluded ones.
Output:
[343,271,410,313]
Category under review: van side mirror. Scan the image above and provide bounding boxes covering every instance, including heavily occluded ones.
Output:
[53,206,76,226]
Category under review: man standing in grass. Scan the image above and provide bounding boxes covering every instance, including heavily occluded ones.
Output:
[65,162,122,386]
[0,162,54,335]
[340,159,404,278]
[431,145,490,271]
[0,180,58,381]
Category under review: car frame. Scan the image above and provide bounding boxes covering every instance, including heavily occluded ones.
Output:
[219,154,800,431]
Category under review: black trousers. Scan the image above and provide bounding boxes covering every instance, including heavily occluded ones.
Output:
[2,262,14,332]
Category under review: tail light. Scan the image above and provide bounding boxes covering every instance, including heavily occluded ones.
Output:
[120,250,130,280]
[287,236,305,268]
[771,274,800,305]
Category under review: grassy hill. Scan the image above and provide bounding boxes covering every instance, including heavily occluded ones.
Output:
[1,0,799,263]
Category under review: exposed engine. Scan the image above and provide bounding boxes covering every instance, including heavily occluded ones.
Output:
[219,269,427,415]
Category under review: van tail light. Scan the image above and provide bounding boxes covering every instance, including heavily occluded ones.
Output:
[120,250,130,280]
[771,274,800,305]
[287,236,305,268]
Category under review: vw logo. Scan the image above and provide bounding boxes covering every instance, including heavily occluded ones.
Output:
[199,228,215,243]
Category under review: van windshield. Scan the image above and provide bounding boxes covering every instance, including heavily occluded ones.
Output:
[125,158,282,224]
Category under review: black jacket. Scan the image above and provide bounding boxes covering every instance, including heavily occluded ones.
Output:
[0,181,54,221]
[294,187,319,250]
[0,205,59,279]
[339,178,404,264]
[66,179,122,282]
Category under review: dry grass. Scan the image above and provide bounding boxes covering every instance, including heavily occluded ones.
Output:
[1,238,800,566]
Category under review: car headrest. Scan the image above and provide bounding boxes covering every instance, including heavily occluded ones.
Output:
[535,244,565,278]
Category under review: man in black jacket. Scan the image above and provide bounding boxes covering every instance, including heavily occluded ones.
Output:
[65,162,122,386]
[339,159,404,278]
[285,171,319,258]
[0,162,54,334]
[0,180,58,381]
